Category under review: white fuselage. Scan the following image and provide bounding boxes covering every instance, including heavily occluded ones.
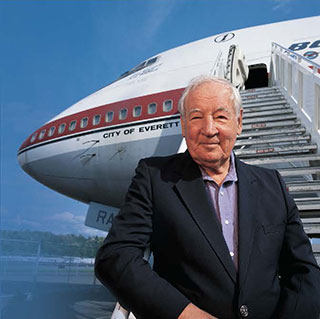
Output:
[18,16,320,208]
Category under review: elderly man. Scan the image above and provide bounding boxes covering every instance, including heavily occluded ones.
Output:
[95,76,320,319]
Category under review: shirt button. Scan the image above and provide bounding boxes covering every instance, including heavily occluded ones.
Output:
[225,220,229,225]
[230,252,234,257]
[220,191,224,196]
[239,305,249,317]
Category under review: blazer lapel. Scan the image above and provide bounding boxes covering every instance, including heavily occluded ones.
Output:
[174,152,237,284]
[236,159,259,287]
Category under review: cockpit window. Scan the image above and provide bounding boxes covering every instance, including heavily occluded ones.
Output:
[117,56,159,80]
[133,61,146,72]
[146,57,157,66]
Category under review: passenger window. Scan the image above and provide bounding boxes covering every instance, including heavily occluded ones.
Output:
[30,132,37,143]
[93,114,101,126]
[163,100,173,112]
[58,123,66,134]
[105,111,114,123]
[69,120,77,131]
[148,103,157,114]
[81,117,88,128]
[39,129,46,140]
[119,108,128,120]
[48,126,55,137]
[133,105,142,117]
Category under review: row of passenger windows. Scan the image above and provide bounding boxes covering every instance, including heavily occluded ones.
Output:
[30,100,173,142]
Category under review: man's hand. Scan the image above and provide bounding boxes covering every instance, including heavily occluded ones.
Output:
[178,303,218,319]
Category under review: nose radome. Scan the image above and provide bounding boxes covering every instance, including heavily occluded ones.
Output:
[17,143,37,181]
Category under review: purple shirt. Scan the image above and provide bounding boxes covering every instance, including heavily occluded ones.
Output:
[200,153,238,270]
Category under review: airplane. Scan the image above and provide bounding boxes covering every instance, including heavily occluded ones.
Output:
[17,16,320,319]
[17,15,320,231]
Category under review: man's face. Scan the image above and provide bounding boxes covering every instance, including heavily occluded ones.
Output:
[181,81,242,169]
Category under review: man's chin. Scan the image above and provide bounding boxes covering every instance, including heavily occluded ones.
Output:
[201,143,219,150]
[196,153,230,167]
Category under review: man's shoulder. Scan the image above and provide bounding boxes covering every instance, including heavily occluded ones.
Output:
[140,152,188,174]
[142,153,186,167]
[138,152,193,183]
[236,158,279,180]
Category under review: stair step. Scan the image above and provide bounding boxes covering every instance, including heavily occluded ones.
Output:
[278,166,320,176]
[243,154,320,165]
[239,127,306,139]
[286,181,320,192]
[301,218,320,235]
[242,119,301,131]
[235,144,317,158]
[243,105,290,114]
[242,114,297,125]
[241,92,281,99]
[242,100,287,108]
[240,86,280,96]
[243,109,293,118]
[235,135,310,147]
[313,245,320,266]
[312,244,320,253]
[295,197,320,203]
[242,94,284,103]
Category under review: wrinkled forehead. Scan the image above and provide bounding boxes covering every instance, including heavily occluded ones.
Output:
[185,82,234,110]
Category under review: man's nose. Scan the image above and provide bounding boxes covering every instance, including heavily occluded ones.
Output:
[202,117,218,136]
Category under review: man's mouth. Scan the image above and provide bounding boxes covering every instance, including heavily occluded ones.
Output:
[201,141,219,145]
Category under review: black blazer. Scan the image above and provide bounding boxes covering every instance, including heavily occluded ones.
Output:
[95,151,320,319]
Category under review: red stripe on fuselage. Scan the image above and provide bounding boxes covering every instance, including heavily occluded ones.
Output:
[19,88,185,152]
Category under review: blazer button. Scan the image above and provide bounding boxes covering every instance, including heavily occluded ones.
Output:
[239,305,249,317]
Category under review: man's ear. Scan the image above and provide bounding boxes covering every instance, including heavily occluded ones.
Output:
[180,117,186,137]
[237,108,243,136]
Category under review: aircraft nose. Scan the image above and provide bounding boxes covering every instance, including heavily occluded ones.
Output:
[17,139,36,180]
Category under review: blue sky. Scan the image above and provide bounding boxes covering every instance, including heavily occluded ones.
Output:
[1,0,319,237]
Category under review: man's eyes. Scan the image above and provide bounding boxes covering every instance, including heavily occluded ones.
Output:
[217,115,228,119]
[189,114,229,120]
[190,115,203,120]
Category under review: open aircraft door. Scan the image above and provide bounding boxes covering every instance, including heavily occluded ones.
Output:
[225,44,249,90]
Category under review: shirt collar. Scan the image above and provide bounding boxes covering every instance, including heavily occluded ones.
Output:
[200,152,238,184]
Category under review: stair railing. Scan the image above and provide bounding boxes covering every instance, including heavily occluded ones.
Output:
[270,42,320,147]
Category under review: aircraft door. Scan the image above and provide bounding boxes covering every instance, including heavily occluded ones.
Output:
[225,45,249,90]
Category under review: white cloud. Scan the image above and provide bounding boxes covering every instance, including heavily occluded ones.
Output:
[143,1,177,42]
[47,211,106,237]
[272,0,295,13]
[48,211,85,223]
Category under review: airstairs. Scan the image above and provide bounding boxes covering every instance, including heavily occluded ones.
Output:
[237,86,320,217]
[235,42,320,266]
[236,86,320,265]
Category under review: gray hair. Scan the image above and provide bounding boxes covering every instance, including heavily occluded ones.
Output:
[178,76,242,119]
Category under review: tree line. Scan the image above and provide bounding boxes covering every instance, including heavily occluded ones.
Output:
[1,230,105,258]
